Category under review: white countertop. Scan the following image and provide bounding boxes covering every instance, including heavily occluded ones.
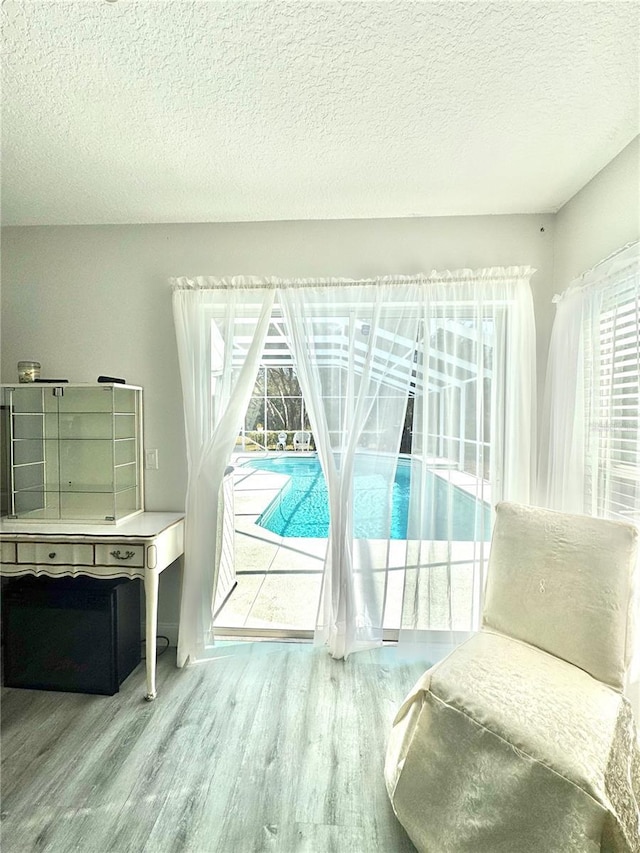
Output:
[0,511,185,539]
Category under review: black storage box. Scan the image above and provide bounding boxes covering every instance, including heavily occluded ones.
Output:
[2,575,141,695]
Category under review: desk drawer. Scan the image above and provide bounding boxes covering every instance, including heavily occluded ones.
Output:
[1,542,17,563]
[94,544,145,568]
[17,542,94,566]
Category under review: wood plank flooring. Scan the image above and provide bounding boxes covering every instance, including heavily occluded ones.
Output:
[1,642,424,853]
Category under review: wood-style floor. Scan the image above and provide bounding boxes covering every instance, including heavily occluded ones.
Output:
[1,641,424,853]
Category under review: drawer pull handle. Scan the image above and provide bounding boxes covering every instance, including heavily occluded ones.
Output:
[48,552,56,559]
[110,549,135,561]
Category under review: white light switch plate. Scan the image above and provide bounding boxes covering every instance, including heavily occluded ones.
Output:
[145,449,159,470]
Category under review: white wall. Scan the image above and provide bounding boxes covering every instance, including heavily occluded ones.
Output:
[554,135,639,289]
[0,214,556,629]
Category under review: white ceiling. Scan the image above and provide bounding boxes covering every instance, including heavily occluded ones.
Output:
[1,1,638,226]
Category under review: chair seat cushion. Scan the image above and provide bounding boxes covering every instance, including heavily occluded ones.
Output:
[385,631,640,853]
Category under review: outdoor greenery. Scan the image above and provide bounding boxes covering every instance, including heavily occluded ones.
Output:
[243,366,310,437]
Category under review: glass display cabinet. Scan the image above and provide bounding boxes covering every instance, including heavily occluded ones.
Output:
[1,383,143,524]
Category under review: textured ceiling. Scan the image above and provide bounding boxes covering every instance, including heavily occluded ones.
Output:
[1,1,639,226]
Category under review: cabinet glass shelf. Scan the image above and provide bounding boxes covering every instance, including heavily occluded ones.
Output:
[1,384,144,524]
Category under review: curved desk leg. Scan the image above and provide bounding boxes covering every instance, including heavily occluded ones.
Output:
[144,568,159,701]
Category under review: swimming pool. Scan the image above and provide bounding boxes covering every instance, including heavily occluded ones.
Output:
[241,455,491,540]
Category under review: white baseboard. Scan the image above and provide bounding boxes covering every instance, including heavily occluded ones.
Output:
[142,621,179,647]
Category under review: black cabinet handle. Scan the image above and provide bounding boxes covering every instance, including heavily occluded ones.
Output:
[48,552,56,559]
[110,550,135,561]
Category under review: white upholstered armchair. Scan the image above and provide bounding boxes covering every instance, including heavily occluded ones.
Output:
[385,501,640,853]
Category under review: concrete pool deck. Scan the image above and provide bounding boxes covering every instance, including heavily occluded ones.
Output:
[214,459,325,632]
[213,453,489,635]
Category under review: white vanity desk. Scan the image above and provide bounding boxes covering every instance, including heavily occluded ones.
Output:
[0,511,184,701]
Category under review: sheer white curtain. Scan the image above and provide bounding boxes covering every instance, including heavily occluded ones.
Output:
[539,243,640,717]
[172,278,275,666]
[279,280,421,658]
[170,269,536,668]
[401,270,537,662]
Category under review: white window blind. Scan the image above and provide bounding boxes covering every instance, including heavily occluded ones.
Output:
[586,271,640,523]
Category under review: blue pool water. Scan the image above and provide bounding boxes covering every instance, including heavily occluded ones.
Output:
[242,455,491,540]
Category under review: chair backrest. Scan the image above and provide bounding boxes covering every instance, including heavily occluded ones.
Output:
[482,501,638,690]
[293,431,310,448]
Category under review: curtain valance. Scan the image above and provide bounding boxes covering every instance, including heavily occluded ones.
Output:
[552,241,639,303]
[170,267,535,292]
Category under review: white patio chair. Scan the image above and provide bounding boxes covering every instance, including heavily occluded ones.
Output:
[276,431,287,451]
[293,431,311,451]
